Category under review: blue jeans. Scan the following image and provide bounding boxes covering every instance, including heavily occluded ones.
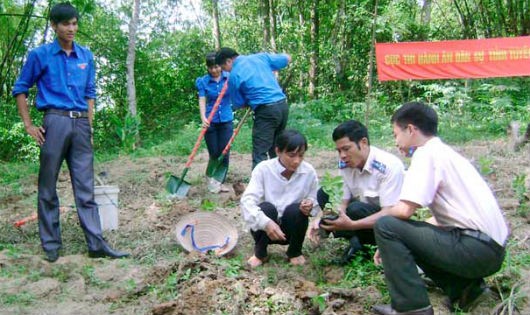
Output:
[374,216,505,312]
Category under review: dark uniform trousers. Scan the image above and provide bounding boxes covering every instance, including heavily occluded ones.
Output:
[374,216,505,312]
[251,201,309,259]
[204,121,234,172]
[38,112,105,252]
[252,99,289,169]
[317,188,381,247]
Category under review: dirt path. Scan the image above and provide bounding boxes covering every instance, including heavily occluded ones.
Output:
[1,142,529,314]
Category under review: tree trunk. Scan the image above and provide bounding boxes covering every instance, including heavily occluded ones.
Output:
[0,0,36,100]
[261,0,270,49]
[420,0,432,26]
[41,1,52,44]
[308,0,319,99]
[268,0,277,52]
[212,0,221,50]
[453,0,477,39]
[519,1,530,36]
[365,0,378,128]
[127,0,140,117]
[331,0,346,91]
[297,0,306,96]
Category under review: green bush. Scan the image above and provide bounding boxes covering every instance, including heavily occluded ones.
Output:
[305,95,362,123]
[0,121,39,162]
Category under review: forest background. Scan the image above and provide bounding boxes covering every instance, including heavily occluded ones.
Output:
[1,1,530,313]
[1,0,529,161]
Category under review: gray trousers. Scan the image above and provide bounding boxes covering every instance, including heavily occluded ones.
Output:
[374,216,505,312]
[38,113,104,252]
[252,99,289,169]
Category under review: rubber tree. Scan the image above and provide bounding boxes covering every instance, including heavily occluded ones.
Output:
[212,0,221,49]
[308,0,319,98]
[125,0,141,150]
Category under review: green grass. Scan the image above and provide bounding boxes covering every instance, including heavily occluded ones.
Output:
[0,291,35,306]
[512,174,529,218]
[490,240,530,313]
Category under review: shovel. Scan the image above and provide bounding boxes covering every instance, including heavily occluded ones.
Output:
[14,206,71,227]
[206,107,251,183]
[167,80,229,197]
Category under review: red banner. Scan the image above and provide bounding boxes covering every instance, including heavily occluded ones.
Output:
[376,36,530,81]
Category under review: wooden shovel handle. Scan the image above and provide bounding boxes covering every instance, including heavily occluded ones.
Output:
[14,206,69,227]
[221,108,251,155]
[185,80,229,168]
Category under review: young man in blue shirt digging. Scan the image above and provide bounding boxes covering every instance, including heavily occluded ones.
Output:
[216,47,291,169]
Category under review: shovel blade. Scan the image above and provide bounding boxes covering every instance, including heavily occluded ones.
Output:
[206,159,228,183]
[166,175,191,198]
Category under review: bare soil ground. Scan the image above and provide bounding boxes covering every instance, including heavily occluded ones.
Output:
[1,140,529,315]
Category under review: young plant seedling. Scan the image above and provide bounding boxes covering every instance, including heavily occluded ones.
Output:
[320,172,343,222]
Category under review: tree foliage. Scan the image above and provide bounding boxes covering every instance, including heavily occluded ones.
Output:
[0,0,529,161]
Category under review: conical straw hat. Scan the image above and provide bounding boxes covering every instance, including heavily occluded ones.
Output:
[175,211,238,256]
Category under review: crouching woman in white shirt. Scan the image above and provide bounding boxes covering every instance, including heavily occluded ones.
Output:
[240,129,320,268]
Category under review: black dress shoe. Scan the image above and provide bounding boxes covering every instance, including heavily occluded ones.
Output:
[372,304,434,315]
[44,249,59,262]
[332,236,362,265]
[88,243,129,259]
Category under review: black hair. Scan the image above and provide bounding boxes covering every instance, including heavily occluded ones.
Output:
[276,129,308,153]
[332,120,370,148]
[50,2,79,24]
[215,47,239,66]
[206,52,217,67]
[391,102,438,136]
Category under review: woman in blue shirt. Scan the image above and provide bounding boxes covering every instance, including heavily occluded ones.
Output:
[195,52,234,193]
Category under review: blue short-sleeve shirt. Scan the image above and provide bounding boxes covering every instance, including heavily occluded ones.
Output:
[195,71,233,123]
[229,53,289,110]
[12,39,96,111]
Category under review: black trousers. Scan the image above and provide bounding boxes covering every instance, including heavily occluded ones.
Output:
[251,99,289,169]
[317,188,380,246]
[374,216,505,312]
[204,121,233,181]
[251,202,309,259]
[38,113,105,252]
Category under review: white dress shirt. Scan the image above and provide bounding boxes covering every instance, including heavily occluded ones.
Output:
[400,137,509,245]
[240,158,320,231]
[340,146,405,207]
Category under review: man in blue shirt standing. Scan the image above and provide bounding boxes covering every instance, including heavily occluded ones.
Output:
[12,2,128,263]
[215,47,291,169]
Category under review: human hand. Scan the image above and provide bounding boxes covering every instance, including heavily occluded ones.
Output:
[373,249,382,265]
[265,221,286,242]
[299,199,313,216]
[25,124,45,146]
[307,218,321,245]
[319,211,352,232]
[201,116,210,128]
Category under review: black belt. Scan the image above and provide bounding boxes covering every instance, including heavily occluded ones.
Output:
[258,98,286,107]
[460,229,504,252]
[45,109,88,118]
